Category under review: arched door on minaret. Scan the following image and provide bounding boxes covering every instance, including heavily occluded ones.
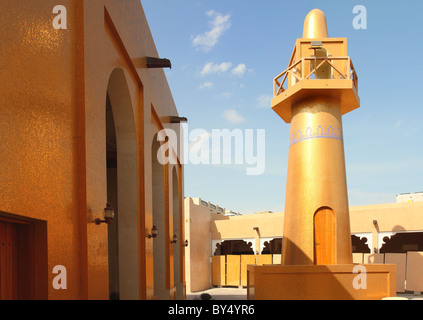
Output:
[311,47,332,80]
[314,207,336,265]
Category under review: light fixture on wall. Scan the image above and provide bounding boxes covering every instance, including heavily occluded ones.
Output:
[147,226,158,239]
[170,234,178,244]
[310,40,323,50]
[95,203,115,225]
[184,240,189,247]
[164,116,188,124]
[137,56,172,69]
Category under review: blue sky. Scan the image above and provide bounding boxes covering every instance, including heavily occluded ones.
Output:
[142,0,423,214]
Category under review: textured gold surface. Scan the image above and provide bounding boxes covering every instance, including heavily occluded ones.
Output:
[0,0,183,300]
[248,264,397,300]
[0,1,82,299]
[282,98,352,265]
[281,9,355,266]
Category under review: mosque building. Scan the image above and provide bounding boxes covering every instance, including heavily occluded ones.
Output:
[0,0,185,300]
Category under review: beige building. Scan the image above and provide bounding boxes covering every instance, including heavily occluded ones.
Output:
[185,195,423,294]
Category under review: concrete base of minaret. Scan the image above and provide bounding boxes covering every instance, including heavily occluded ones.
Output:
[247,264,396,300]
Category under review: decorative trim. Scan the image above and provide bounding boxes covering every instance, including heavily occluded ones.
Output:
[378,232,397,252]
[352,233,373,253]
[290,125,343,147]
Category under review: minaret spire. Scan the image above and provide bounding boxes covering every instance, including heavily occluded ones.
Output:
[302,9,329,38]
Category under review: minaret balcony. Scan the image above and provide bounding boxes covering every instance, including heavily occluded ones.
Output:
[272,56,360,123]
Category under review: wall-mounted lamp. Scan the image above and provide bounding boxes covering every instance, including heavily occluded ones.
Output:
[310,40,323,50]
[184,240,189,247]
[165,116,188,124]
[95,203,115,225]
[170,234,178,244]
[148,226,158,239]
[137,56,172,69]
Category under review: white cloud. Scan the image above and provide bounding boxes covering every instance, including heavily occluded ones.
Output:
[256,94,273,108]
[192,10,231,52]
[201,62,250,78]
[222,109,246,125]
[201,62,232,75]
[198,82,214,89]
[219,92,233,99]
[232,64,247,76]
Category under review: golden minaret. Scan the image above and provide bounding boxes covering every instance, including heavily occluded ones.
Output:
[272,9,360,266]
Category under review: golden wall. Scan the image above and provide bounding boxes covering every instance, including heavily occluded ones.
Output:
[0,0,184,300]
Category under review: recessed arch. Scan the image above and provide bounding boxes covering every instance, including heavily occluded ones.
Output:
[151,133,167,300]
[311,47,332,79]
[172,165,183,299]
[106,67,139,300]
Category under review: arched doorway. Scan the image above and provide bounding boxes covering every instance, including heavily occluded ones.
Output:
[172,166,183,299]
[152,135,167,300]
[314,207,336,265]
[311,47,332,79]
[106,68,139,300]
[106,93,119,299]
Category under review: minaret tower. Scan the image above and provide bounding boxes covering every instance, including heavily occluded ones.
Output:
[272,9,360,266]
[247,9,395,300]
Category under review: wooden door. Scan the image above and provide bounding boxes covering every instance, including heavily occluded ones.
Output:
[212,256,226,286]
[241,255,255,286]
[0,221,18,300]
[226,255,241,287]
[314,208,336,265]
[0,219,35,300]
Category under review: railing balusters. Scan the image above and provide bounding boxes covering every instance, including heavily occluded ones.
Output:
[273,56,356,98]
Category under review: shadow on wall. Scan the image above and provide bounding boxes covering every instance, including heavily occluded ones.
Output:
[381,225,423,254]
[214,240,254,256]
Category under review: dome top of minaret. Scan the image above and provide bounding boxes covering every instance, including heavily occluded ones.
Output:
[302,9,329,39]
